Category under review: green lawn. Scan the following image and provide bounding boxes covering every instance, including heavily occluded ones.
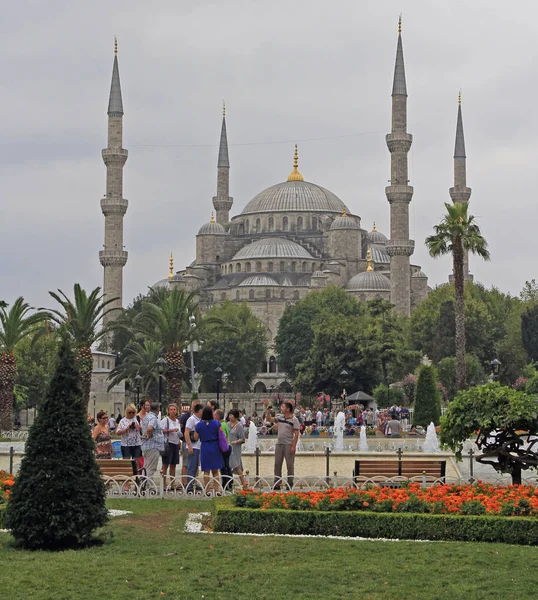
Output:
[1,498,538,599]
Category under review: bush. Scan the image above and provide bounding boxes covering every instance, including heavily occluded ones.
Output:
[373,384,404,408]
[0,504,5,528]
[4,339,108,549]
[413,364,441,426]
[214,499,538,545]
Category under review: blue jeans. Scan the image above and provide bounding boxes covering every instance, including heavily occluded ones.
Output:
[187,448,200,489]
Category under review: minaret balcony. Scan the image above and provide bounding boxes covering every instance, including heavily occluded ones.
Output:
[386,239,415,257]
[101,197,128,215]
[385,185,413,204]
[449,187,472,203]
[99,249,128,267]
[102,148,128,166]
[385,133,412,153]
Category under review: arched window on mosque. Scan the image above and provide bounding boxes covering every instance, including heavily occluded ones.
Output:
[268,262,274,272]
[216,255,220,262]
[291,261,296,272]
[269,356,277,373]
[283,217,289,231]
[107,361,110,369]
[101,360,105,369]
[221,292,226,301]
[254,381,267,393]
[261,358,268,372]
[239,223,244,235]
[249,289,254,299]
[268,217,274,231]
[246,262,251,272]
[293,290,300,300]
[224,265,227,274]
[236,290,240,300]
[280,289,285,299]
[255,218,261,233]
[312,263,317,272]
[312,216,318,231]
[297,216,303,231]
[256,261,262,272]
[301,261,307,272]
[245,220,250,233]
[280,261,286,272]
[236,263,241,273]
[265,289,271,299]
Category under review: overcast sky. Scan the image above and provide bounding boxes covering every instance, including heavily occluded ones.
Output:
[2,0,537,310]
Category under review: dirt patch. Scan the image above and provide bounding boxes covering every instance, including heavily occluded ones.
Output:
[116,509,181,535]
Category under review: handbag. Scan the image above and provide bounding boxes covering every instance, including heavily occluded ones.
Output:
[218,428,229,453]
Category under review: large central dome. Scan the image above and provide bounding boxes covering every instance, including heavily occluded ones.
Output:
[241,180,348,215]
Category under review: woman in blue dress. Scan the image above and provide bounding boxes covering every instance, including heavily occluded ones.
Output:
[195,406,224,493]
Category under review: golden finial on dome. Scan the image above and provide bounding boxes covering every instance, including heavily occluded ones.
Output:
[366,248,373,272]
[398,14,402,34]
[372,222,377,232]
[222,100,226,117]
[168,253,174,279]
[458,89,462,105]
[210,212,215,223]
[287,144,304,182]
[114,36,118,56]
[342,209,347,217]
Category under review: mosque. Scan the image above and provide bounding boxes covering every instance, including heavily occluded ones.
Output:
[98,22,472,393]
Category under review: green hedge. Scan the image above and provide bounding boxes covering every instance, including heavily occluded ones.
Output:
[0,505,6,529]
[214,499,538,545]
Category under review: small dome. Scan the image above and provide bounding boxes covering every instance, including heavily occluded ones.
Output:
[330,213,360,230]
[367,224,388,244]
[239,275,279,287]
[311,270,328,278]
[347,270,390,292]
[412,269,427,278]
[370,244,390,264]
[233,237,313,260]
[198,215,226,235]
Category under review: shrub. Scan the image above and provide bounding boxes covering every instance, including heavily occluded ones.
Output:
[413,364,441,426]
[460,500,487,516]
[214,500,538,545]
[373,384,404,408]
[4,339,108,549]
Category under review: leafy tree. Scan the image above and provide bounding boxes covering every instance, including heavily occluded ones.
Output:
[521,304,538,363]
[373,384,404,408]
[526,375,538,396]
[413,364,442,426]
[132,289,203,403]
[106,339,162,400]
[275,286,363,380]
[437,354,487,401]
[0,298,48,429]
[440,383,538,485]
[5,338,108,548]
[520,279,538,304]
[425,202,490,390]
[44,284,117,408]
[197,301,268,392]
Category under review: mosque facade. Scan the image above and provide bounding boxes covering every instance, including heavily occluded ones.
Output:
[99,23,471,393]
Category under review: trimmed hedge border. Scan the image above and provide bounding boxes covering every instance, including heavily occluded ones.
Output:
[0,505,6,528]
[213,498,538,545]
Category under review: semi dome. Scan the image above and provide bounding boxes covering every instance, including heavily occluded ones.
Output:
[241,180,348,215]
[198,218,226,235]
[412,269,427,278]
[347,270,390,292]
[330,213,360,230]
[370,244,390,264]
[239,275,279,287]
[232,237,313,260]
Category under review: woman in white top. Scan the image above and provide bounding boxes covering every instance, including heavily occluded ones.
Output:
[160,404,182,490]
[116,403,142,458]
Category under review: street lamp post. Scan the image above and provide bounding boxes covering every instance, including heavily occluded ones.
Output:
[340,369,348,409]
[490,359,501,381]
[134,374,142,407]
[156,357,166,408]
[215,367,223,405]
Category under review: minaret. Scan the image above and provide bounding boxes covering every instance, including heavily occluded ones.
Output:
[449,92,472,280]
[99,38,128,326]
[212,102,233,224]
[385,16,414,315]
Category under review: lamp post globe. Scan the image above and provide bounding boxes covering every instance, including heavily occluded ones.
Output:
[490,359,501,379]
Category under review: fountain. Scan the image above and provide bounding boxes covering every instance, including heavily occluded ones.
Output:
[246,421,258,452]
[423,422,440,453]
[296,434,304,452]
[359,425,369,452]
[334,411,345,451]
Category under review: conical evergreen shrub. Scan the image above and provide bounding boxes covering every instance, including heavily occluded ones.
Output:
[413,364,442,427]
[5,338,108,549]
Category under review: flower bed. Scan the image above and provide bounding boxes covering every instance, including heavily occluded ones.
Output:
[0,471,14,505]
[232,482,538,516]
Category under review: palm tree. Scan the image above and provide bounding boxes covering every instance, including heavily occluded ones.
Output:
[0,298,48,429]
[106,339,162,400]
[44,284,119,408]
[425,202,490,390]
[132,289,202,403]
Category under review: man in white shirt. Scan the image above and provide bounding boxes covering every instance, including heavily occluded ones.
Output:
[184,404,203,493]
[239,410,247,426]
[316,410,323,428]
[273,402,300,490]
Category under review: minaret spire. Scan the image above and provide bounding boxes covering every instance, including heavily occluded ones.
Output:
[449,92,472,280]
[100,38,128,327]
[385,16,414,315]
[212,103,233,224]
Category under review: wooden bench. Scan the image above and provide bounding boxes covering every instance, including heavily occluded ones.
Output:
[353,459,446,482]
[96,459,138,479]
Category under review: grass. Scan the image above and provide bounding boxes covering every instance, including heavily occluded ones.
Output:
[1,499,538,599]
